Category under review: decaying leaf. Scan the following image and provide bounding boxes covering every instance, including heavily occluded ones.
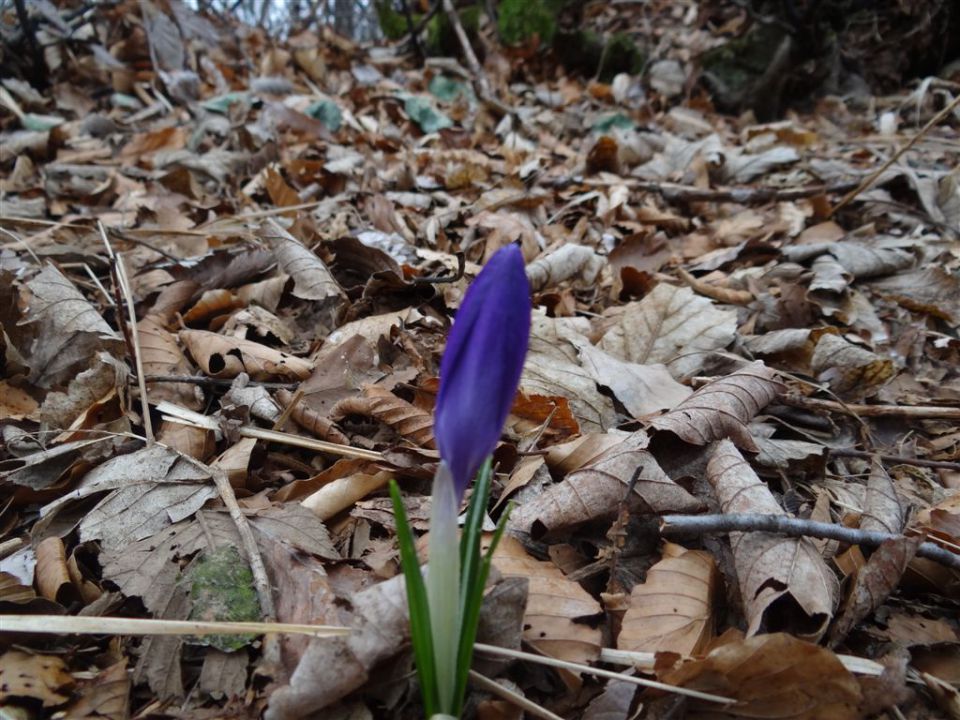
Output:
[261,218,345,304]
[180,329,313,381]
[0,651,75,707]
[619,542,717,656]
[491,535,602,666]
[707,440,838,640]
[24,264,123,388]
[598,283,737,379]
[525,244,605,292]
[829,535,924,646]
[811,333,895,400]
[509,431,701,537]
[860,460,903,535]
[661,633,863,720]
[649,361,784,451]
[578,344,692,418]
[330,385,434,448]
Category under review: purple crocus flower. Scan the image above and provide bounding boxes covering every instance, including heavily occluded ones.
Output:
[433,244,531,500]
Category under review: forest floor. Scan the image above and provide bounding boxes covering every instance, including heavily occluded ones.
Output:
[0,1,958,719]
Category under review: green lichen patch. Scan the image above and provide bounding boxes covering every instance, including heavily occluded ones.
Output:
[185,545,261,652]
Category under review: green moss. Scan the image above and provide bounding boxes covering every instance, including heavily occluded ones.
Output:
[376,1,412,41]
[498,0,556,45]
[599,32,645,81]
[186,545,261,652]
[701,24,787,93]
[425,5,481,56]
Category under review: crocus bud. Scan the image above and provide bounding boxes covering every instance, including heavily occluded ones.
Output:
[433,244,531,500]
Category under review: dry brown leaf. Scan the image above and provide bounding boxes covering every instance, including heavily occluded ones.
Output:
[579,344,692,418]
[330,385,434,449]
[598,283,737,379]
[543,433,627,474]
[37,351,126,427]
[0,650,75,707]
[525,244,605,292]
[860,460,903,534]
[619,542,718,656]
[276,388,350,444]
[64,660,130,720]
[811,333,895,400]
[829,535,924,646]
[261,218,345,304]
[180,329,313,381]
[871,266,960,326]
[264,166,300,208]
[660,633,862,720]
[24,264,122,388]
[649,361,784,451]
[35,536,74,604]
[742,326,839,374]
[155,419,216,460]
[264,572,410,719]
[491,535,602,665]
[181,288,244,325]
[522,315,617,432]
[139,314,204,410]
[708,440,838,640]
[508,431,701,538]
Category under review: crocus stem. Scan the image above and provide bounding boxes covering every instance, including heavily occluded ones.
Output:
[427,462,461,714]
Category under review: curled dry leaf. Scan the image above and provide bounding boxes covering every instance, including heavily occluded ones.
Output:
[708,440,838,640]
[598,283,737,379]
[261,218,345,303]
[35,536,74,604]
[525,244,605,292]
[742,326,839,374]
[491,535,603,666]
[544,433,628,475]
[649,361,784,452]
[860,460,904,534]
[139,314,204,410]
[811,333,895,400]
[829,535,924,647]
[275,388,350,444]
[180,329,313,381]
[660,633,862,720]
[618,542,718,656]
[508,431,701,538]
[330,384,435,449]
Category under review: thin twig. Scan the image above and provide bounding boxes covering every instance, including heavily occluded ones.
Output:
[783,394,960,420]
[473,643,735,705]
[831,447,960,472]
[659,514,960,570]
[400,0,424,61]
[599,647,884,677]
[467,669,564,720]
[140,374,298,390]
[99,222,154,442]
[157,401,383,461]
[440,0,512,117]
[831,93,960,215]
[0,614,347,638]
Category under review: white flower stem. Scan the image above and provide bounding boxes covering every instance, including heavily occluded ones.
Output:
[427,462,461,714]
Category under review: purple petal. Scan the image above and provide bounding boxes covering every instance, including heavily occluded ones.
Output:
[434,244,531,500]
